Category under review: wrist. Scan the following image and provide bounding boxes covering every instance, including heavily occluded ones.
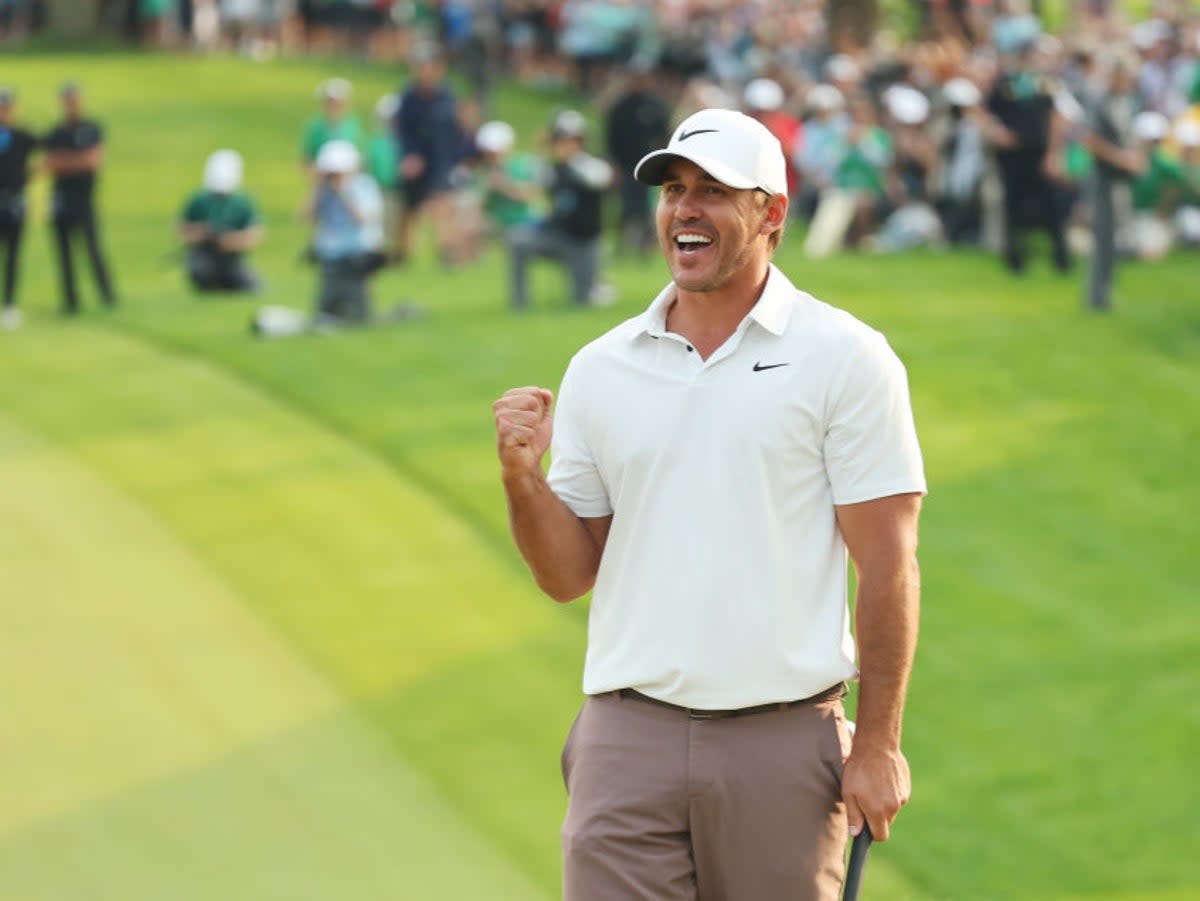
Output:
[501,465,546,493]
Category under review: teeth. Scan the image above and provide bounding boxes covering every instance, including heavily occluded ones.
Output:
[676,234,712,245]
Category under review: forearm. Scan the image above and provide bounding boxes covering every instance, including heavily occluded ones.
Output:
[854,556,920,750]
[503,469,605,602]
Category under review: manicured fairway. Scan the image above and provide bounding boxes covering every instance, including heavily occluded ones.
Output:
[0,50,1196,901]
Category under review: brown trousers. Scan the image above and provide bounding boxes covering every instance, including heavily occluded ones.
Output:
[561,690,852,901]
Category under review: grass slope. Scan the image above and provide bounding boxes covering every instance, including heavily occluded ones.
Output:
[1,51,1197,900]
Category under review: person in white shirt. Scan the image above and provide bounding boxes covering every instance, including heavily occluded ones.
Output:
[493,108,927,900]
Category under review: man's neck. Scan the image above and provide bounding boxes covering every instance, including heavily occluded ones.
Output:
[667,261,771,360]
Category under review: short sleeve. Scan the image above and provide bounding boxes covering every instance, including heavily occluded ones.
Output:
[547,357,612,518]
[824,331,927,506]
[181,192,205,223]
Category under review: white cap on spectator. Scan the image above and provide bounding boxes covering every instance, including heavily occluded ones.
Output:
[1177,206,1200,242]
[316,139,360,174]
[1175,120,1200,148]
[744,78,785,112]
[317,77,352,101]
[944,77,982,107]
[807,84,845,112]
[1132,19,1171,50]
[551,109,588,140]
[886,85,931,125]
[634,108,788,196]
[826,54,860,83]
[375,93,399,121]
[477,120,516,154]
[204,149,243,193]
[1132,111,1169,141]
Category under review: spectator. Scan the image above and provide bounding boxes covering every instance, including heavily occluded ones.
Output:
[605,62,671,255]
[1078,51,1145,311]
[833,92,893,246]
[1127,110,1179,260]
[44,82,118,315]
[743,77,804,208]
[300,77,363,177]
[366,92,403,260]
[794,83,848,222]
[934,76,987,245]
[979,38,1072,273]
[873,85,943,251]
[394,43,464,263]
[1173,120,1200,247]
[306,138,385,326]
[474,119,541,236]
[0,87,37,331]
[178,149,264,294]
[507,109,613,310]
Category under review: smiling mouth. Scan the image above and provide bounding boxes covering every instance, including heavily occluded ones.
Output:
[674,233,714,254]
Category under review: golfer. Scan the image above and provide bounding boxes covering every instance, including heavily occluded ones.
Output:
[493,108,926,900]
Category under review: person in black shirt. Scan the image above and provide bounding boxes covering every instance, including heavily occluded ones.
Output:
[0,88,39,330]
[43,82,117,314]
[605,64,670,255]
[507,110,614,310]
[981,45,1072,274]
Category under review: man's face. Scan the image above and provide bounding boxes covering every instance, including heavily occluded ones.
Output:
[655,158,781,294]
[63,92,83,119]
[324,96,347,121]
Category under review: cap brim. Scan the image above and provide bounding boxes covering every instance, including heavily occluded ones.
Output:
[634,150,761,191]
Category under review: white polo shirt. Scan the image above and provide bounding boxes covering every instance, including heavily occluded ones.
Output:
[547,265,927,709]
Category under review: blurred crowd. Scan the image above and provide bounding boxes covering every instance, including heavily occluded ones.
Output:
[3,0,1199,328]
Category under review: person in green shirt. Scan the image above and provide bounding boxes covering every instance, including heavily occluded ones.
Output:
[834,94,893,246]
[474,120,541,233]
[366,92,404,261]
[178,149,264,294]
[300,78,364,178]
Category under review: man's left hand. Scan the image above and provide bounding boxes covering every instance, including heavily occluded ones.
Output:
[842,743,911,842]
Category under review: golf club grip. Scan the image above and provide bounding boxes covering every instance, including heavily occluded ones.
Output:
[842,825,873,901]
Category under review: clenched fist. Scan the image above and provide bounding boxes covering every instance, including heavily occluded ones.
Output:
[493,386,554,480]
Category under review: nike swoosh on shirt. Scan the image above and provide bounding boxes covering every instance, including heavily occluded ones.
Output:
[677,128,718,141]
[752,362,790,372]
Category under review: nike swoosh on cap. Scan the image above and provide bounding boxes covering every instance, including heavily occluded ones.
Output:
[677,128,719,141]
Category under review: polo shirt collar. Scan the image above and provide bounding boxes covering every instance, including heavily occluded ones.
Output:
[632,264,795,341]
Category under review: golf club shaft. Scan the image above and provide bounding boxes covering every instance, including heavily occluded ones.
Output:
[842,824,873,901]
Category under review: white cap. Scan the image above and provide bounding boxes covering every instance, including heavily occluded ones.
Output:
[885,85,930,124]
[744,78,785,112]
[476,120,516,154]
[826,54,860,83]
[317,77,352,102]
[634,108,788,196]
[203,149,243,193]
[807,84,845,112]
[375,93,399,121]
[1175,120,1200,148]
[1132,111,1169,141]
[944,77,981,107]
[551,109,588,139]
[1132,19,1171,50]
[1177,206,1200,242]
[316,139,360,174]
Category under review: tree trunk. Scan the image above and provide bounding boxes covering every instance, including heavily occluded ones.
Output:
[42,0,105,35]
[827,0,881,53]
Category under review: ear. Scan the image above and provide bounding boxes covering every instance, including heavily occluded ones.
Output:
[760,193,788,238]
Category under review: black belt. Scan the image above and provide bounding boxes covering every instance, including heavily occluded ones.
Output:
[616,682,846,721]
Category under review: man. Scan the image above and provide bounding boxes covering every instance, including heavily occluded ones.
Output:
[1077,52,1145,312]
[979,38,1072,273]
[305,138,383,326]
[492,108,926,900]
[507,109,612,310]
[44,82,117,314]
[178,149,264,294]
[604,62,670,254]
[393,43,464,262]
[300,78,362,178]
[0,87,38,330]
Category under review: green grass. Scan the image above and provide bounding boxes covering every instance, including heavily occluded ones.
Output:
[0,50,1197,901]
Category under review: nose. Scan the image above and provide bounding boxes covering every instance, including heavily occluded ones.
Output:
[673,187,703,222]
